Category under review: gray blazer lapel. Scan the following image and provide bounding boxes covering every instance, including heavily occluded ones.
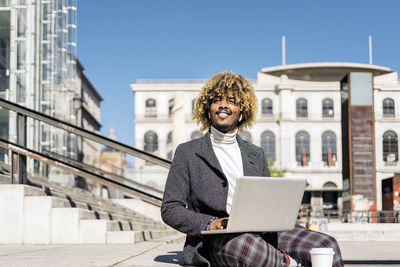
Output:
[237,135,259,176]
[195,132,227,180]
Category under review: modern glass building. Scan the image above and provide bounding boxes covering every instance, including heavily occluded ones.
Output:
[0,0,78,181]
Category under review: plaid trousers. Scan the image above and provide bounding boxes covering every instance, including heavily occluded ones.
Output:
[206,225,344,267]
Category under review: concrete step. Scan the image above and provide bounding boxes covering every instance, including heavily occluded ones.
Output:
[41,187,158,224]
[79,220,171,244]
[327,223,400,241]
[30,175,158,221]
[0,185,46,244]
[113,198,163,223]
[0,174,11,184]
[329,229,400,241]
[24,196,70,244]
[80,219,122,244]
[0,181,171,245]
[106,231,136,244]
[41,186,146,218]
[51,208,97,244]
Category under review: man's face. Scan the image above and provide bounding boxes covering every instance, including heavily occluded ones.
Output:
[209,92,241,134]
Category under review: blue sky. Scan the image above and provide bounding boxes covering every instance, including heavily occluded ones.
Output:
[77,0,400,148]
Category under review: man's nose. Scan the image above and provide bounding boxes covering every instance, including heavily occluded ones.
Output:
[219,98,228,107]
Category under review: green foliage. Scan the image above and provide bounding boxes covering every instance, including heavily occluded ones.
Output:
[267,159,286,177]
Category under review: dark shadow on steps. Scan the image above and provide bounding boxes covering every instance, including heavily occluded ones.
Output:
[66,195,76,207]
[154,251,183,265]
[44,186,52,196]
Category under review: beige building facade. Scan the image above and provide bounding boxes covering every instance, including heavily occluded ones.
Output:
[131,62,400,211]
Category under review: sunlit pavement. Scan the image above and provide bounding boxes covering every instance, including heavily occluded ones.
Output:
[1,239,400,266]
[0,235,185,267]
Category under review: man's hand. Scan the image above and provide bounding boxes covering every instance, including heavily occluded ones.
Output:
[209,217,229,230]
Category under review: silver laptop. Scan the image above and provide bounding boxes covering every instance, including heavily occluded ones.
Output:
[201,176,306,235]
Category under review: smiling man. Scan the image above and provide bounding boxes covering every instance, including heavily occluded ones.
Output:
[161,72,343,267]
[209,92,241,134]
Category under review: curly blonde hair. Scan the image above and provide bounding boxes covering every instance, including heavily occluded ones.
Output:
[193,71,258,132]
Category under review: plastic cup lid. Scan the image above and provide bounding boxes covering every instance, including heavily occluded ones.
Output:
[310,248,335,255]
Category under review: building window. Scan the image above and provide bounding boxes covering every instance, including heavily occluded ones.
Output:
[322,131,336,166]
[383,98,395,117]
[323,182,337,188]
[192,99,196,115]
[261,131,275,162]
[239,131,252,143]
[296,98,308,118]
[167,150,173,160]
[261,98,273,115]
[167,131,172,144]
[296,131,310,166]
[383,130,398,162]
[191,131,203,140]
[145,99,157,118]
[144,131,158,153]
[168,98,174,116]
[322,98,334,118]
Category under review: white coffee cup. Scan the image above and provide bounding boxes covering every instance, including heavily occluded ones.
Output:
[310,248,334,267]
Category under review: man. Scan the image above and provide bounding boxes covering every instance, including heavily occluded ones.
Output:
[161,72,343,266]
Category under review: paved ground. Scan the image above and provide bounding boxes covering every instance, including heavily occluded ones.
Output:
[0,234,185,267]
[339,241,400,267]
[1,236,400,266]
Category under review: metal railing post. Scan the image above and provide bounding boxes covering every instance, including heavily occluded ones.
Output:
[16,113,27,184]
[11,151,17,184]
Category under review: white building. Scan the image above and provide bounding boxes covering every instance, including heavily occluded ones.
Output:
[75,60,102,168]
[131,62,400,210]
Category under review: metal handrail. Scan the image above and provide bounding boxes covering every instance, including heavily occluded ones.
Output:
[0,98,172,205]
[298,207,400,223]
[0,138,162,206]
[42,149,163,197]
[0,98,171,168]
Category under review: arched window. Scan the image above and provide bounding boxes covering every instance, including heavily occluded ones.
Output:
[239,131,252,143]
[383,98,395,117]
[145,98,157,118]
[192,99,196,115]
[168,98,174,116]
[262,98,273,115]
[323,182,337,188]
[167,131,172,145]
[261,131,275,162]
[144,131,158,153]
[322,98,334,118]
[322,182,338,208]
[322,131,337,166]
[296,98,308,118]
[296,131,310,166]
[191,131,203,140]
[383,130,398,162]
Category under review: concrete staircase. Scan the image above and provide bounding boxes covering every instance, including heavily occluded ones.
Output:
[0,163,178,245]
[327,222,400,241]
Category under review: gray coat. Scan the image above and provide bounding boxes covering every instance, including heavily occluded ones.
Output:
[161,132,271,266]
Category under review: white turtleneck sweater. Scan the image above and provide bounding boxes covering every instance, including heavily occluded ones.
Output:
[210,126,243,214]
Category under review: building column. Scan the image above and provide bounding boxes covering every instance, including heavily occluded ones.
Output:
[172,91,185,154]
